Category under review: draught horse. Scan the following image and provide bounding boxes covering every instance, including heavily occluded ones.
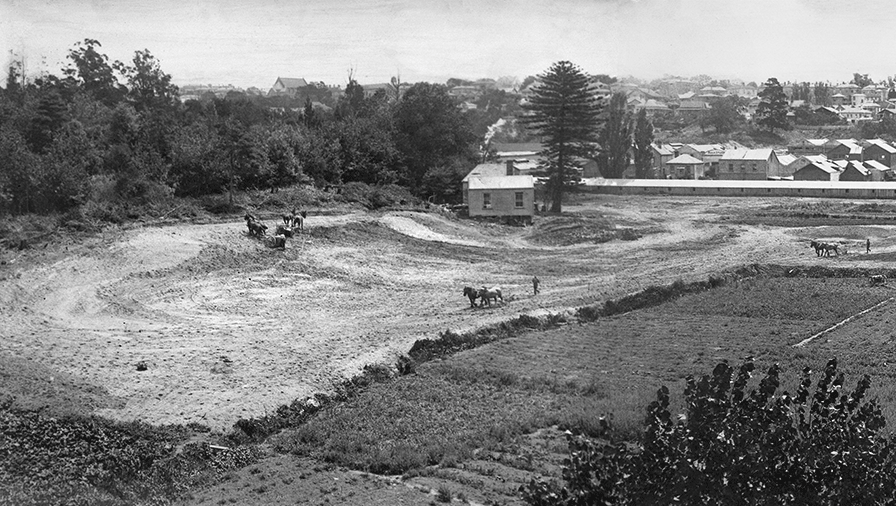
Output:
[463,286,479,308]
[477,286,503,307]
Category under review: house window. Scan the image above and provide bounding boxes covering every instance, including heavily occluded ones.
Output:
[514,192,524,208]
[483,193,491,209]
[729,163,734,172]
[752,163,758,171]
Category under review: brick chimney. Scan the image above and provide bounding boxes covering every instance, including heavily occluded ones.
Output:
[505,160,514,175]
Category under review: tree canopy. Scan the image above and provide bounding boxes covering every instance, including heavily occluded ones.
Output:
[597,92,632,178]
[0,39,482,216]
[522,61,602,212]
[755,77,790,133]
[632,109,654,179]
[705,96,742,134]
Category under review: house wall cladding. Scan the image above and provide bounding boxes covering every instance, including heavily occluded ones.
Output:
[468,188,535,217]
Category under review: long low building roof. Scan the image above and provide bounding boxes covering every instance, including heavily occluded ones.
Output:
[581,178,896,190]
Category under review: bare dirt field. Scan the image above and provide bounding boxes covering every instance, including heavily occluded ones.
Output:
[2,194,896,434]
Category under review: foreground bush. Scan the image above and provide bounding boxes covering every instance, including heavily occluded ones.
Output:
[522,357,896,505]
[0,401,260,505]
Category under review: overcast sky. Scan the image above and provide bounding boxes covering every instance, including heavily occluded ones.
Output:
[2,0,895,90]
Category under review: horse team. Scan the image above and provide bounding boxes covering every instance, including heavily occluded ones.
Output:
[810,240,839,257]
[244,208,307,248]
[463,286,504,308]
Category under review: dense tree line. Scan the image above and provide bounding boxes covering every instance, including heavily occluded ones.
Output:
[0,39,481,215]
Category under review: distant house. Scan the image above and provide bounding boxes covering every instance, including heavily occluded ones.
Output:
[492,143,543,162]
[831,93,848,107]
[862,139,896,168]
[680,142,745,178]
[718,149,788,180]
[729,84,758,98]
[268,77,309,96]
[791,155,842,181]
[651,143,675,178]
[865,160,893,181]
[632,99,670,115]
[788,139,829,156]
[776,151,797,172]
[825,139,863,161]
[839,160,873,182]
[838,107,874,124]
[667,154,706,179]
[361,83,397,98]
[464,174,535,223]
[677,100,710,117]
[448,85,480,99]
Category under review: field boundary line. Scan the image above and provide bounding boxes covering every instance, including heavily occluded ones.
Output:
[793,296,896,348]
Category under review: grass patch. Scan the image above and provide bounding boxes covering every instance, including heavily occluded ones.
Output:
[267,266,896,478]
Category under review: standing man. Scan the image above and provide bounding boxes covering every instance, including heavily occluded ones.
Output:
[532,276,540,295]
[867,238,872,254]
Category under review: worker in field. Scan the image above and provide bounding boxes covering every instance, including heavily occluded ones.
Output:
[532,276,540,295]
[867,238,872,254]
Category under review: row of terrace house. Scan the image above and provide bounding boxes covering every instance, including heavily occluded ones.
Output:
[460,137,896,219]
[650,141,748,179]
[791,155,892,182]
[649,138,896,182]
[787,138,896,167]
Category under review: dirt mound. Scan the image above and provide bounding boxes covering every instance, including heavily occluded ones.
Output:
[3,197,890,431]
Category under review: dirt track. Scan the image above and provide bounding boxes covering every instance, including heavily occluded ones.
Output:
[2,195,892,430]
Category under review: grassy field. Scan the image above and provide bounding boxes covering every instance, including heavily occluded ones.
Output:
[210,274,896,505]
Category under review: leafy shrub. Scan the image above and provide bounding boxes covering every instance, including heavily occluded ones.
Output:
[0,406,259,505]
[522,357,896,505]
[397,354,417,375]
[338,182,420,210]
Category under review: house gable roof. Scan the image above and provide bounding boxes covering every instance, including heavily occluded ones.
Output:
[720,149,773,162]
[667,154,705,165]
[463,163,509,181]
[866,139,896,154]
[865,160,892,171]
[275,77,308,89]
[652,144,674,156]
[794,155,841,174]
[843,160,870,176]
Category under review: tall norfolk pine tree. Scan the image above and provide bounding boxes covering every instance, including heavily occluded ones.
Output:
[522,61,602,213]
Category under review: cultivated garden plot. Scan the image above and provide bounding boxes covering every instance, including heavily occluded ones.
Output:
[236,273,896,506]
[8,195,896,504]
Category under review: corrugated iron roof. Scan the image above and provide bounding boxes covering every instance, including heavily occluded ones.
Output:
[463,163,508,181]
[467,175,535,190]
[668,154,704,165]
[866,139,896,154]
[720,149,773,161]
[776,153,798,166]
[865,160,892,171]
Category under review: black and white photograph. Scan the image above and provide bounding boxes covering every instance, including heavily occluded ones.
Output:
[5,0,896,504]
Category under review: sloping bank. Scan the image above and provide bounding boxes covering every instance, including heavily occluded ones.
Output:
[229,262,896,443]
